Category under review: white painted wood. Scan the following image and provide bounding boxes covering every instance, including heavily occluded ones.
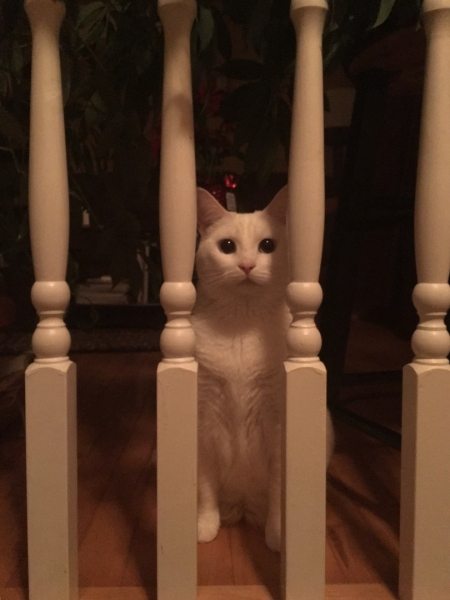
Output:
[283,2,328,599]
[283,361,327,599]
[25,362,78,600]
[157,363,197,599]
[158,0,197,286]
[400,365,450,600]
[24,1,78,599]
[399,1,450,599]
[156,2,198,600]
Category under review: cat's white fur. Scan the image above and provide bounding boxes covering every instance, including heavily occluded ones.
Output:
[192,187,334,552]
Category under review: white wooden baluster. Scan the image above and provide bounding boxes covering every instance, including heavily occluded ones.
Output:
[284,1,328,599]
[156,1,198,599]
[24,1,77,600]
[399,1,450,599]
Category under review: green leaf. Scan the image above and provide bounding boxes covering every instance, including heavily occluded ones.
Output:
[76,1,106,26]
[329,0,352,26]
[197,6,215,52]
[76,1,108,45]
[372,0,397,29]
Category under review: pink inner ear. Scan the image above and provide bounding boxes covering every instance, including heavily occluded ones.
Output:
[264,185,287,224]
[197,187,228,233]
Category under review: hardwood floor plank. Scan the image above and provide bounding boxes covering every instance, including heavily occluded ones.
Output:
[199,585,274,599]
[76,354,151,547]
[0,583,398,600]
[120,358,157,588]
[77,355,156,586]
[0,437,26,588]
[325,533,349,584]
[199,584,398,600]
[119,466,156,587]
[0,472,26,587]
[81,588,153,600]
[326,424,399,589]
[325,583,397,599]
[0,589,27,600]
[198,528,234,585]
[326,481,398,587]
[0,350,402,591]
[77,354,155,584]
[229,523,279,592]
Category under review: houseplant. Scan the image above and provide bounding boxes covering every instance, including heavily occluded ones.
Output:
[0,0,421,325]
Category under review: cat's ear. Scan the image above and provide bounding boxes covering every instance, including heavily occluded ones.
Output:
[197,187,228,234]
[264,185,287,224]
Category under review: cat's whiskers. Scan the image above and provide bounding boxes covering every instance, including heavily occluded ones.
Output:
[247,269,270,285]
[199,266,233,284]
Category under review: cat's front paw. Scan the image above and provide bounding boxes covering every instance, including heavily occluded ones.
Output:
[198,509,220,543]
[265,518,281,552]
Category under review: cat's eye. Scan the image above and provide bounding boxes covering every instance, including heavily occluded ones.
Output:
[218,239,236,254]
[258,238,276,253]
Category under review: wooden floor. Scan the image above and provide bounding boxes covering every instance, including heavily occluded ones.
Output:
[1,584,398,599]
[0,319,411,599]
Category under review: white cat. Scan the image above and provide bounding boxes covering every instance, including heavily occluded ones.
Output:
[192,187,334,552]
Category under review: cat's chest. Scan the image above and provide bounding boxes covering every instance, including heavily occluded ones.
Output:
[193,310,288,381]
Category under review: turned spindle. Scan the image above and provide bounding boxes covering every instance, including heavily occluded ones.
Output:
[283,2,328,599]
[158,0,197,364]
[400,2,450,599]
[24,1,78,599]
[26,0,72,362]
[156,1,198,599]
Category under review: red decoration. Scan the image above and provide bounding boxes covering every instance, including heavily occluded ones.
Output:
[224,173,237,190]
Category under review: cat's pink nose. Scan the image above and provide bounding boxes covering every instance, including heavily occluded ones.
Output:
[239,263,255,275]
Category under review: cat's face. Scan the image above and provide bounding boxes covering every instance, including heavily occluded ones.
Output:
[196,188,288,299]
